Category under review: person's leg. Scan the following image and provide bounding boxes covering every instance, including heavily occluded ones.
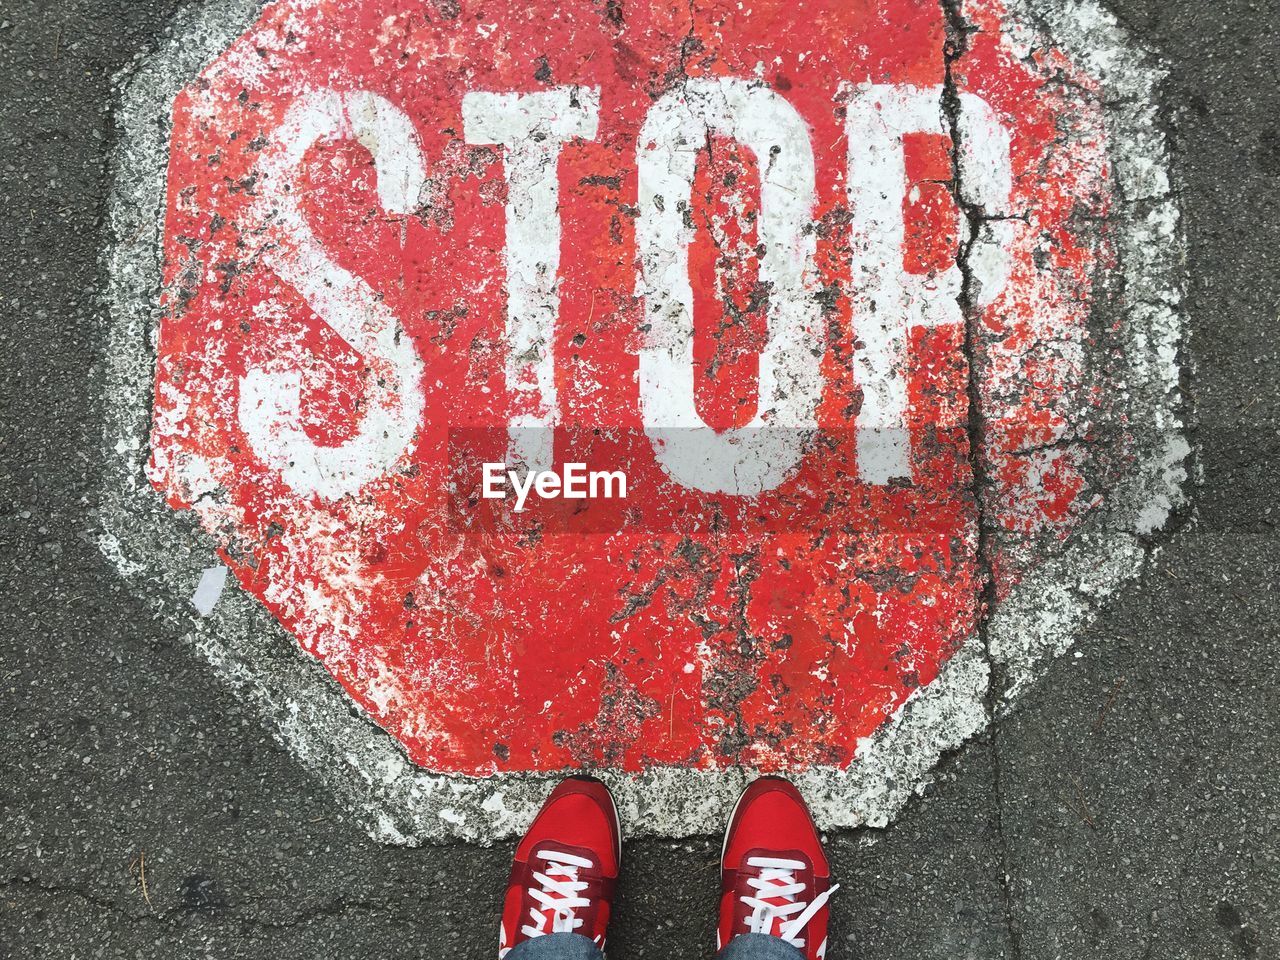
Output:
[718,933,807,960]
[506,932,604,960]
[716,778,839,960]
[497,777,621,960]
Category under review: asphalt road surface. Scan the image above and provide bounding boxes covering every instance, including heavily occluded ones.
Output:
[1,0,1277,958]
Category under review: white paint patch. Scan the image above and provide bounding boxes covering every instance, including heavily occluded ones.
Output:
[192,565,229,617]
[98,531,144,577]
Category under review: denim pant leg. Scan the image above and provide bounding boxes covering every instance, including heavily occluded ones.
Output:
[504,931,804,960]
[718,934,807,960]
[506,934,605,960]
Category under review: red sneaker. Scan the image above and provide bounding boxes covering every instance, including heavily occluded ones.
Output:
[718,777,838,960]
[499,776,621,959]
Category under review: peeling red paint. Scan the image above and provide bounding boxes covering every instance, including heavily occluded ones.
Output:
[149,0,1120,776]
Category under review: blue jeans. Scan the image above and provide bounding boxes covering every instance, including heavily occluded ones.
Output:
[506,933,804,960]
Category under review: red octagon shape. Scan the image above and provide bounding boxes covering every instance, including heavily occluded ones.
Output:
[144,0,1176,783]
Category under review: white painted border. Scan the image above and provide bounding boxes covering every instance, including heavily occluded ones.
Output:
[99,0,1187,844]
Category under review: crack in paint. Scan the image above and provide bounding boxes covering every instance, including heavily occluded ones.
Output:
[937,7,1026,953]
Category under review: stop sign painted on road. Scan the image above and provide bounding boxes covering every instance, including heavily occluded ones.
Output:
[102,0,1187,840]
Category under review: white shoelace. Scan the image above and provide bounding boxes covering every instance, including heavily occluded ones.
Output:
[739,856,839,949]
[521,850,594,940]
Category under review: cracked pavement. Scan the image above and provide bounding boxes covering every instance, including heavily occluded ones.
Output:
[1,0,1278,957]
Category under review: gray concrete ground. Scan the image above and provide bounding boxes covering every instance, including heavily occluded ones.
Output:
[1,0,1277,957]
